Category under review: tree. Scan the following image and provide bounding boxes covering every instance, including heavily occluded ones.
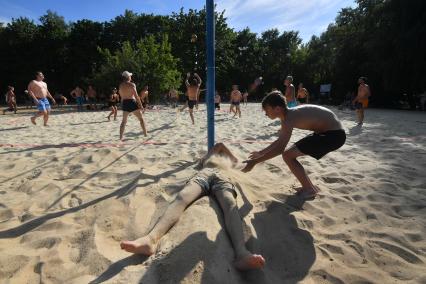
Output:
[93,35,180,101]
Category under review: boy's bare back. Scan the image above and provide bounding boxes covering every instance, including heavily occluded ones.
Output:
[283,105,343,133]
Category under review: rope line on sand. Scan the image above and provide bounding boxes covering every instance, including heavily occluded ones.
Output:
[0,139,274,149]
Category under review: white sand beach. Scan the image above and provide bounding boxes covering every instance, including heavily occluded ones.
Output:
[0,104,425,283]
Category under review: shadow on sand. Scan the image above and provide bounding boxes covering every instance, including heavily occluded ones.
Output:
[0,159,196,239]
[348,124,363,136]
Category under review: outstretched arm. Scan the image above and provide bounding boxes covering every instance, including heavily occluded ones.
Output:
[242,125,292,172]
[185,72,190,87]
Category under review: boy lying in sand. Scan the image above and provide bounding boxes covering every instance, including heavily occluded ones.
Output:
[242,91,346,199]
[120,143,265,270]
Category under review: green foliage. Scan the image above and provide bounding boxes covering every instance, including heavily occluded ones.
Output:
[93,35,180,101]
[0,2,425,107]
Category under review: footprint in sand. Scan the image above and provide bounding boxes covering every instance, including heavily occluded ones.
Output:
[321,176,350,184]
[266,163,282,174]
[68,193,83,207]
[368,240,423,264]
[28,168,42,180]
[344,239,365,258]
[0,204,14,221]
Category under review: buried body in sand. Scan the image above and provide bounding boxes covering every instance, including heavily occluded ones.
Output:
[120,143,265,271]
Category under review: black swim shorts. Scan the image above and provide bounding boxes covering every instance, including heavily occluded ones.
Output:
[122,99,139,112]
[188,100,197,109]
[231,101,240,106]
[295,129,346,160]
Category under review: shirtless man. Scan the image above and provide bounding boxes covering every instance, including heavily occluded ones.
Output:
[86,85,97,110]
[185,72,202,124]
[120,142,265,271]
[119,71,147,140]
[284,76,297,108]
[139,85,149,112]
[242,91,346,199]
[27,71,56,126]
[54,92,68,106]
[230,85,242,118]
[215,91,221,110]
[297,83,309,104]
[169,88,178,108]
[352,77,371,125]
[70,85,85,112]
[3,86,17,114]
[242,90,249,106]
[107,88,119,121]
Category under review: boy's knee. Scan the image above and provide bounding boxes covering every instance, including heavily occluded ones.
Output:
[215,142,225,149]
[282,151,293,163]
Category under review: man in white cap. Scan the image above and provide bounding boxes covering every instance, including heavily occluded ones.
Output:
[119,71,148,140]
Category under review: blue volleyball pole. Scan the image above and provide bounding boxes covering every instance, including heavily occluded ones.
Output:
[206,0,215,150]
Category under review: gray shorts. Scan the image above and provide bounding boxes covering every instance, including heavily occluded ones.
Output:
[188,170,237,198]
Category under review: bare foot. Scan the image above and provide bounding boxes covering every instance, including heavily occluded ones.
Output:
[296,186,320,200]
[107,116,111,121]
[30,117,36,125]
[120,236,156,256]
[234,254,265,270]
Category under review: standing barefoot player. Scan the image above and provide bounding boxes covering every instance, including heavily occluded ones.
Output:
[230,85,242,118]
[3,86,17,114]
[185,72,202,124]
[86,85,97,110]
[297,83,309,104]
[215,91,221,110]
[70,86,85,112]
[119,71,147,140]
[121,142,265,271]
[107,88,119,121]
[242,90,249,106]
[242,91,346,200]
[139,85,149,112]
[284,75,297,108]
[27,71,56,126]
[352,76,371,125]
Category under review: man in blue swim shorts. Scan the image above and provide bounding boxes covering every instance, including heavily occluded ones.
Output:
[70,85,85,112]
[27,71,56,126]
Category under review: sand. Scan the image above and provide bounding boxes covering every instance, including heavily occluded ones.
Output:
[0,104,425,283]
